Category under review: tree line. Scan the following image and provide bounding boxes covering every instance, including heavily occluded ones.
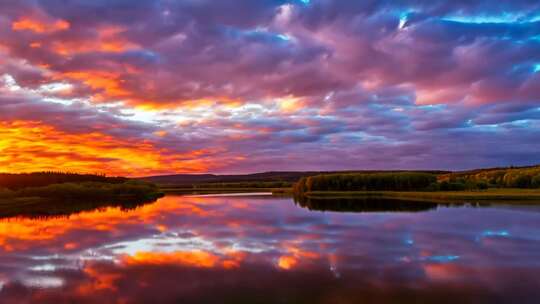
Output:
[0,180,163,203]
[440,166,540,189]
[293,172,437,195]
[0,172,127,190]
[292,166,540,196]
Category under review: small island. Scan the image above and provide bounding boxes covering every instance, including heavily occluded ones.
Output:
[0,172,163,217]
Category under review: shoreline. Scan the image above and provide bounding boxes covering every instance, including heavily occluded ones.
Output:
[299,189,540,204]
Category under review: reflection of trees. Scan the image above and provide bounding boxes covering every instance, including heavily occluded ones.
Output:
[0,196,158,219]
[0,181,163,219]
[293,195,438,213]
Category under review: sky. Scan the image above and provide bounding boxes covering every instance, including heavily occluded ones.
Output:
[1,0,539,176]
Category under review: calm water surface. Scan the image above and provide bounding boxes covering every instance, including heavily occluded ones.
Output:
[1,194,540,303]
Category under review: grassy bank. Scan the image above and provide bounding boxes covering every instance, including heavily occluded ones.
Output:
[303,189,540,204]
[289,169,540,205]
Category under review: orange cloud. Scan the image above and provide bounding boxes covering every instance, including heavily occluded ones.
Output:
[52,40,137,55]
[61,71,130,99]
[122,250,245,269]
[277,256,298,270]
[72,249,246,298]
[123,251,220,268]
[77,265,123,295]
[277,96,304,113]
[30,42,42,48]
[423,263,464,281]
[52,26,138,56]
[0,120,211,176]
[121,97,244,111]
[277,243,320,270]
[12,18,70,33]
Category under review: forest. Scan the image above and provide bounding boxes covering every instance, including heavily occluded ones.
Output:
[0,172,163,214]
[292,166,540,197]
[439,166,540,189]
[0,172,127,190]
[293,172,437,194]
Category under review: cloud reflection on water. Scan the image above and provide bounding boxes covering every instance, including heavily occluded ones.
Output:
[0,195,540,303]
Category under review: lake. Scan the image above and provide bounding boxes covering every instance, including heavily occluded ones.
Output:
[1,194,540,303]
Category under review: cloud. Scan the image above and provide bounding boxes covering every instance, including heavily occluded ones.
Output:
[0,0,539,174]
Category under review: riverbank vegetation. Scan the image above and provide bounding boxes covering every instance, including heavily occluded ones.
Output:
[0,172,163,217]
[0,172,127,189]
[293,172,437,194]
[0,181,163,202]
[439,166,540,189]
[291,166,540,203]
[301,189,540,204]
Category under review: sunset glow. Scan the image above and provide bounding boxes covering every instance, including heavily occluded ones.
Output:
[2,2,540,303]
[1,1,539,175]
[12,18,69,33]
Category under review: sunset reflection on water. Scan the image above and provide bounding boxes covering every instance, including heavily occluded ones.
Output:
[1,195,540,303]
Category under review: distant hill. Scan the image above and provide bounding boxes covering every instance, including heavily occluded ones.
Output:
[139,170,450,185]
[139,172,321,185]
